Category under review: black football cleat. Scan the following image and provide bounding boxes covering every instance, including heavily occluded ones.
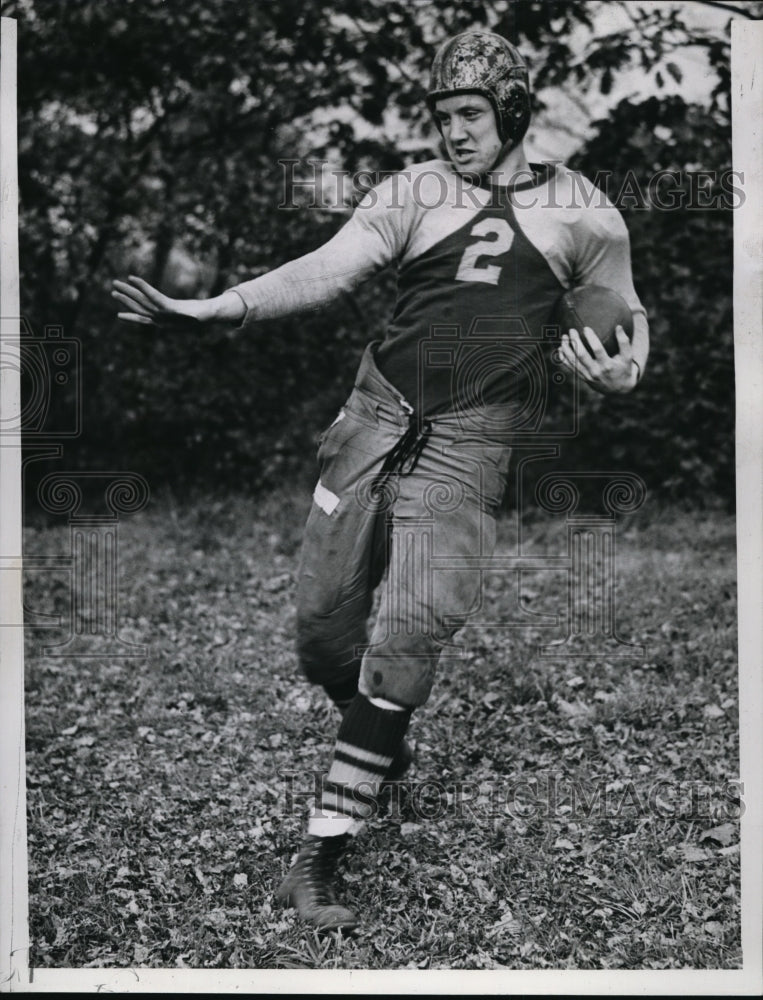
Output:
[275,834,357,932]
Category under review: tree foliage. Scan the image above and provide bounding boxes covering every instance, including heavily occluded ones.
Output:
[562,95,736,503]
[4,0,740,503]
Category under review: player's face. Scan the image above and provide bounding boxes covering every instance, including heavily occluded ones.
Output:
[433,94,502,175]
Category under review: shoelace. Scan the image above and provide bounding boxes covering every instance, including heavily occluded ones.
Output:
[377,414,433,479]
[293,848,331,905]
[299,838,346,906]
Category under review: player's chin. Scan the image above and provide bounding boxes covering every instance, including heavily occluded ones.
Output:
[448,151,485,177]
[450,160,488,181]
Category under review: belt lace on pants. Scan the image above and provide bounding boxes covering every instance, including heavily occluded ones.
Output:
[377,413,433,482]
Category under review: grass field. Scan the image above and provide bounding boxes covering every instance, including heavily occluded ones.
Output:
[23,489,741,970]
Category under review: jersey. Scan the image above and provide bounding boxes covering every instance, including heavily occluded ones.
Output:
[231,159,647,417]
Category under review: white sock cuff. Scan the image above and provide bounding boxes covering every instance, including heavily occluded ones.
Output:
[307,813,364,838]
[367,694,407,712]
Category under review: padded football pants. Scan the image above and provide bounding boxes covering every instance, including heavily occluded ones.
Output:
[295,342,512,708]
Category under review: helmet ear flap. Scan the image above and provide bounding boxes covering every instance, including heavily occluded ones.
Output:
[499,77,532,146]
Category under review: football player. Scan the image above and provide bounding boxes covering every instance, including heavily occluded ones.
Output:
[113,30,648,932]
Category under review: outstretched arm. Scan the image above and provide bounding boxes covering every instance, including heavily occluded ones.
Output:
[113,173,411,330]
[112,276,245,327]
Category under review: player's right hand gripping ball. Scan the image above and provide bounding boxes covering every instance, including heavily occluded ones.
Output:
[551,284,634,356]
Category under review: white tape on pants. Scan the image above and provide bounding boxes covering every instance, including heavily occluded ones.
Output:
[313,479,340,515]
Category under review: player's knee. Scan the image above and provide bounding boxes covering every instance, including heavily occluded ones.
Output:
[295,614,362,687]
[295,630,340,685]
[359,647,438,709]
[297,585,372,678]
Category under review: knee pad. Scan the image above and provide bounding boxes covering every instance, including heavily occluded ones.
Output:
[359,638,439,709]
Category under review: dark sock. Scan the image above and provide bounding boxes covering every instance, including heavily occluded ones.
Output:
[308,693,412,835]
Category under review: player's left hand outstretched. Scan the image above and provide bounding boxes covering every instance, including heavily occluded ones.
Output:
[112,275,209,329]
[559,325,638,394]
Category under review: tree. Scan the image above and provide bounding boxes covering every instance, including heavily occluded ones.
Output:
[564,95,736,504]
[3,0,741,501]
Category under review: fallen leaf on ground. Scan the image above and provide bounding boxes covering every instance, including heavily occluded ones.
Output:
[680,844,711,863]
[553,838,576,851]
[699,823,736,846]
[703,703,724,719]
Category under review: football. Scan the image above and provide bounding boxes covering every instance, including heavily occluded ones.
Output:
[551,284,634,357]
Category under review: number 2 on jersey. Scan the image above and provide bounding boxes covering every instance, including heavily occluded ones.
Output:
[455,218,514,286]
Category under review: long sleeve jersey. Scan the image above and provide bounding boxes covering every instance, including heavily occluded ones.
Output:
[231,159,647,416]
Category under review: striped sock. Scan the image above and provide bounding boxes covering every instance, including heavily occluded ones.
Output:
[308,693,412,838]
